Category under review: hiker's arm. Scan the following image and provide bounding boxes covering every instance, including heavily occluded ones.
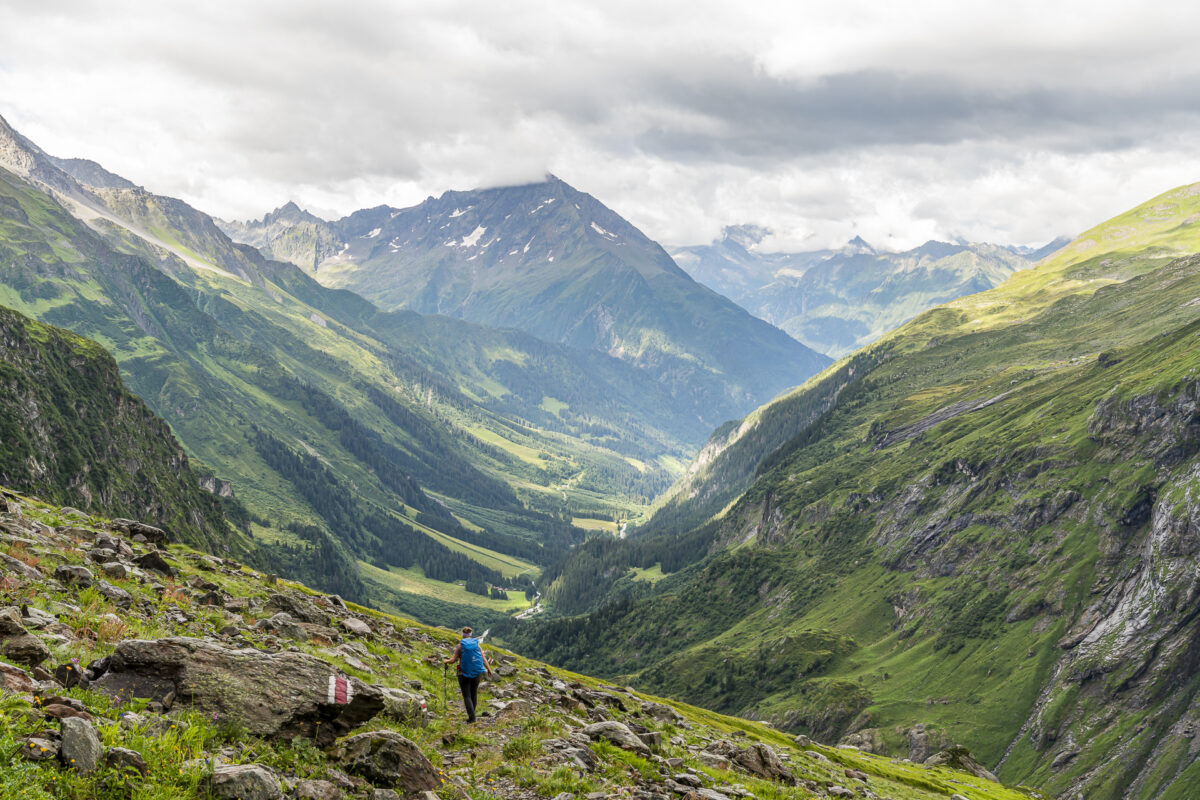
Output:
[443,643,461,666]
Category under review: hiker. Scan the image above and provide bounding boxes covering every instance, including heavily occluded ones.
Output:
[443,626,493,723]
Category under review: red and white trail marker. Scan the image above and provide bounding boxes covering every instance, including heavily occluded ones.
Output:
[327,674,353,705]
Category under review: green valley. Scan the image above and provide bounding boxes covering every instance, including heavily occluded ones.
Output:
[509,181,1200,799]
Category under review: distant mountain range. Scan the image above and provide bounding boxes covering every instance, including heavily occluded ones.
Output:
[0,113,833,626]
[672,226,1068,356]
[221,179,830,424]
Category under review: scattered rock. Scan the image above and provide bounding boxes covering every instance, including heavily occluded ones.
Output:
[254,612,307,641]
[60,716,102,774]
[206,763,283,800]
[682,789,733,800]
[379,686,424,721]
[335,730,439,792]
[42,702,93,722]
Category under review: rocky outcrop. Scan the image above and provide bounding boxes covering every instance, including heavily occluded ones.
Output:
[92,637,383,745]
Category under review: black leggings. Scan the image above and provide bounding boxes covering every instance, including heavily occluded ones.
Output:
[458,674,482,721]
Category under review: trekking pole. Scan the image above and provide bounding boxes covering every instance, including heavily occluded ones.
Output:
[442,662,448,722]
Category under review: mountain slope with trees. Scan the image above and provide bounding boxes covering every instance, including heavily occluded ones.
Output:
[507,181,1200,800]
[225,178,830,428]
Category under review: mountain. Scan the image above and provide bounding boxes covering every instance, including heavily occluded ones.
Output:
[0,485,1023,800]
[219,201,342,272]
[508,181,1200,799]
[225,178,831,426]
[0,114,727,618]
[673,227,1067,357]
[0,305,240,554]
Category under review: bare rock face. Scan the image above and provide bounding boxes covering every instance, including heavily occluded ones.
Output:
[92,637,383,745]
[334,730,439,794]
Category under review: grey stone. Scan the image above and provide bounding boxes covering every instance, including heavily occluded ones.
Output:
[109,519,169,546]
[265,593,329,626]
[923,745,998,782]
[207,764,283,800]
[0,660,36,692]
[105,746,149,776]
[53,564,94,586]
[93,637,383,745]
[335,730,439,791]
[97,580,132,609]
[583,720,651,755]
[293,778,343,800]
[60,716,102,774]
[641,700,685,723]
[135,549,176,577]
[340,617,372,637]
[1,632,50,668]
[378,686,423,721]
[21,736,58,761]
[255,613,307,641]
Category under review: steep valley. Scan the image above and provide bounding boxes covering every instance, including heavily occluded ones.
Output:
[4,106,1200,800]
[510,182,1200,800]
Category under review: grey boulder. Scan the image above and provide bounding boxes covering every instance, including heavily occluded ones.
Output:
[92,637,383,745]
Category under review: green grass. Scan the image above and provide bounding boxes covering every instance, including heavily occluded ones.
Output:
[358,561,531,611]
[571,516,619,534]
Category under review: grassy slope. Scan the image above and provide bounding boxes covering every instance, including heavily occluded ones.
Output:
[513,182,1200,799]
[0,488,1030,800]
[0,162,694,616]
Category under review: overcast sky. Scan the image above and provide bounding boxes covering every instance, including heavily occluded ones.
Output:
[2,0,1199,252]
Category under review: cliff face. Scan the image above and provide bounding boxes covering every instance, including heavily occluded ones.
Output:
[0,304,235,552]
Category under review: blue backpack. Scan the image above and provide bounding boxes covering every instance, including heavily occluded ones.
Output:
[460,638,485,678]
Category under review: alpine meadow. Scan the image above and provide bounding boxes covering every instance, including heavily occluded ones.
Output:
[2,4,1200,799]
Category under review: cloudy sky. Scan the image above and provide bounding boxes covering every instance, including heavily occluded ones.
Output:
[2,0,1199,252]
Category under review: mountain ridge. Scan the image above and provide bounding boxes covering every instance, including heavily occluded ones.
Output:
[226,176,832,427]
[672,227,1064,356]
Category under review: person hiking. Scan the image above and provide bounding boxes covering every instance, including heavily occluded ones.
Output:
[443,626,493,723]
